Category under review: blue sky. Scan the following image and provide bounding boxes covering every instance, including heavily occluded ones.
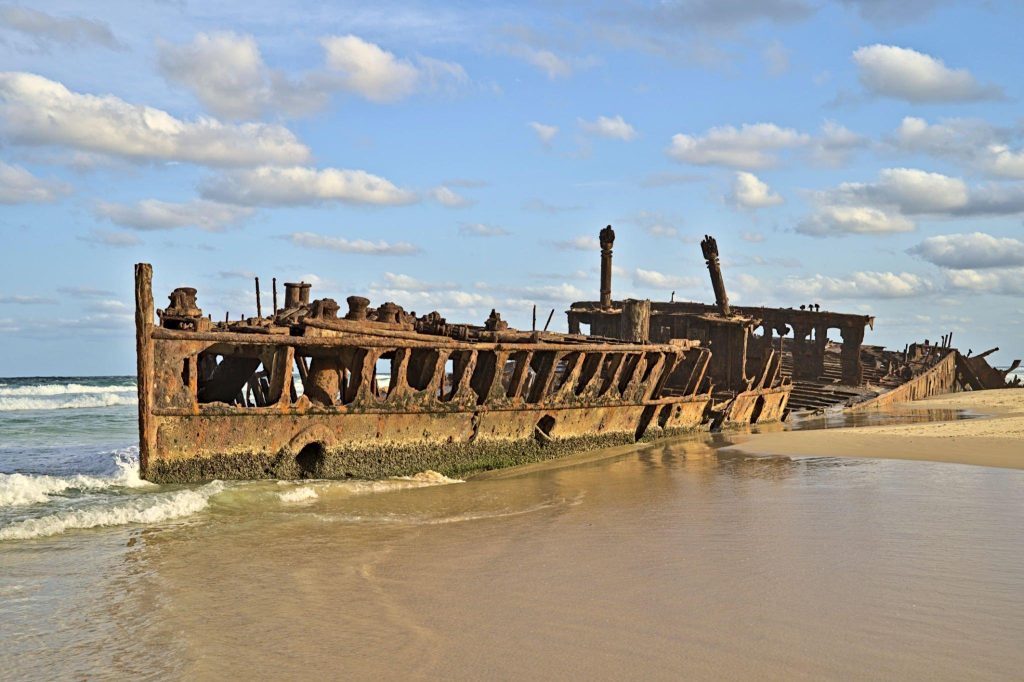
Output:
[1,0,1022,376]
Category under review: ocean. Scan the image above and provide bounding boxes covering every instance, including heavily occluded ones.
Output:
[1,376,1023,680]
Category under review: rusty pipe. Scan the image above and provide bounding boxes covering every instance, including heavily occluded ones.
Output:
[599,225,615,309]
[700,234,731,317]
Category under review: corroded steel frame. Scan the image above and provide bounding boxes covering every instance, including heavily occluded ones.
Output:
[136,264,715,483]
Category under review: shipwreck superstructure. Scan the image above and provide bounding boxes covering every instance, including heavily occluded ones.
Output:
[569,232,792,426]
[135,226,1020,483]
[568,227,1020,417]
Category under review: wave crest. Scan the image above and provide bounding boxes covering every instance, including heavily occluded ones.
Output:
[0,449,151,507]
[0,382,135,397]
[0,481,224,541]
[0,392,137,411]
[278,486,318,503]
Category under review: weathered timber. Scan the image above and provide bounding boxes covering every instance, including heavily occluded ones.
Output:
[619,299,651,344]
[134,263,155,476]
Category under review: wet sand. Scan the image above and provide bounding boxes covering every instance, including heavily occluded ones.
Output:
[4,397,1024,680]
[5,433,1024,680]
[727,389,1024,470]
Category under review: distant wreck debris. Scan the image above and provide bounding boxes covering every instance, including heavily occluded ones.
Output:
[135,226,1019,483]
[568,227,1019,417]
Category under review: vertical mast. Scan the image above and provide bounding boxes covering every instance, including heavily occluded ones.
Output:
[599,225,615,309]
[134,263,155,476]
[700,235,731,317]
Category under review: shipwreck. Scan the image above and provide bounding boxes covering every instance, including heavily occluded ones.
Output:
[134,227,1020,483]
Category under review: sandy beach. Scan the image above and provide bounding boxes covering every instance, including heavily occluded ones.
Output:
[4,387,1024,680]
[727,389,1024,470]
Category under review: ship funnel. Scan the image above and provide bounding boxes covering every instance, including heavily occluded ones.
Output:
[599,225,615,309]
[283,281,311,309]
[700,235,731,316]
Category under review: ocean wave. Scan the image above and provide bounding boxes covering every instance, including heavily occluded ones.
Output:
[0,481,224,541]
[331,470,464,494]
[0,449,151,507]
[278,486,318,503]
[394,470,463,485]
[273,470,463,502]
[0,382,135,397]
[0,392,137,411]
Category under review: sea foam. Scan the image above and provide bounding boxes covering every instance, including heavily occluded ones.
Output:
[0,383,136,411]
[0,449,152,507]
[0,481,225,541]
[0,383,134,397]
[278,486,318,503]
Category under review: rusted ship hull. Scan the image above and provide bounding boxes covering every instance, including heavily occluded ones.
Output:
[136,264,715,483]
[134,225,1018,483]
[144,400,711,483]
[718,385,791,426]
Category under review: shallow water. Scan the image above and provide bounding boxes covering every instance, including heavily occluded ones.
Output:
[2,377,1023,680]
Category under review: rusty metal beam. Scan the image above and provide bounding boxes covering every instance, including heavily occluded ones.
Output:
[152,327,694,354]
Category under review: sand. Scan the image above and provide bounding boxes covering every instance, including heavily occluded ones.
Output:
[726,389,1024,470]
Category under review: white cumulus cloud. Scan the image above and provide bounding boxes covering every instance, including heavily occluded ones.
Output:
[381,273,458,291]
[286,232,420,255]
[837,167,968,214]
[0,161,70,204]
[529,122,558,146]
[890,116,1024,179]
[340,37,465,100]
[633,269,699,290]
[552,235,599,251]
[507,45,573,79]
[0,6,121,50]
[943,268,1024,295]
[730,171,783,208]
[201,166,418,207]
[95,199,253,231]
[779,271,933,299]
[321,35,420,102]
[429,186,473,208]
[0,72,310,166]
[668,123,809,169]
[982,145,1024,180]
[810,121,864,167]
[797,205,914,237]
[579,115,638,141]
[159,32,325,119]
[908,232,1024,270]
[852,44,1001,102]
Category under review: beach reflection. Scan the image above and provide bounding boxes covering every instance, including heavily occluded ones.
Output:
[42,438,1013,681]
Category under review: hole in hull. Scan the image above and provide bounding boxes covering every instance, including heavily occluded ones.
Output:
[534,415,556,445]
[295,442,326,478]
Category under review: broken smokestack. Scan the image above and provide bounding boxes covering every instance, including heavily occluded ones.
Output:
[700,234,731,317]
[255,277,262,318]
[283,281,312,309]
[599,225,615,309]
